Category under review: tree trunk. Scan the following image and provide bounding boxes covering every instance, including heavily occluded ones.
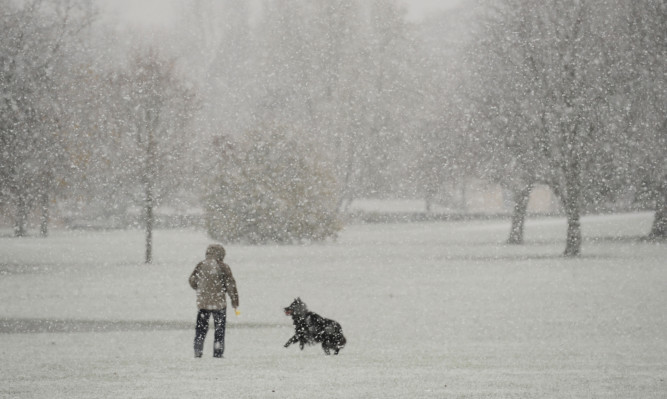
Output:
[145,192,153,264]
[460,181,467,212]
[507,183,533,244]
[336,139,356,213]
[40,192,49,238]
[563,161,582,257]
[144,121,157,264]
[648,177,667,240]
[14,195,29,237]
[564,206,582,257]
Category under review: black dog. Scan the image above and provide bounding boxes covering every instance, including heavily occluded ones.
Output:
[284,298,346,355]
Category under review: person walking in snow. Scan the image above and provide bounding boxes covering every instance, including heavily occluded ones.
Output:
[189,244,239,358]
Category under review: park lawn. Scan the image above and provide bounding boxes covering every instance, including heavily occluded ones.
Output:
[1,212,666,398]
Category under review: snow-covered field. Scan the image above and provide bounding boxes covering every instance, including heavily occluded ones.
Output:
[1,213,666,398]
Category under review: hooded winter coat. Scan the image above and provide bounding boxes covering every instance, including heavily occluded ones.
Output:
[189,245,239,310]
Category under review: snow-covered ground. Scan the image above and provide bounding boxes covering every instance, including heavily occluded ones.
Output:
[1,213,666,398]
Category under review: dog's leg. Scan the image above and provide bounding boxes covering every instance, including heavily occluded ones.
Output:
[284,335,299,348]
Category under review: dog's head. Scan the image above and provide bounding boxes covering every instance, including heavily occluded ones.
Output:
[284,297,308,317]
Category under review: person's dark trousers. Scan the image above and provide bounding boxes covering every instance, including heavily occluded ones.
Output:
[194,309,227,358]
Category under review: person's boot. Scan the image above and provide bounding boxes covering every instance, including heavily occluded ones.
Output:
[213,342,224,358]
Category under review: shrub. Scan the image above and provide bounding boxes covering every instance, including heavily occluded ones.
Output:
[205,127,342,244]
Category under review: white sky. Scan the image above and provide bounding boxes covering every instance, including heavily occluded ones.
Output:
[99,0,466,27]
[403,0,465,20]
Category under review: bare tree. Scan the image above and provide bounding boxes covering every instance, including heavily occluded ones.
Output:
[471,0,626,255]
[466,1,553,244]
[251,0,424,205]
[626,1,667,240]
[107,47,197,263]
[174,0,255,139]
[0,0,95,236]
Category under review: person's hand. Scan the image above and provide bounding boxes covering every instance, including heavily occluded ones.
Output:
[234,308,241,316]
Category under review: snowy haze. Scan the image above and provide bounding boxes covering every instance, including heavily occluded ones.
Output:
[6,0,661,241]
[1,1,666,396]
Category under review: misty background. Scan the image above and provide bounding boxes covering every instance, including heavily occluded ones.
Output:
[1,0,665,259]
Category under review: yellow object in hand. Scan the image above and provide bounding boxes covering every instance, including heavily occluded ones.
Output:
[235,309,241,316]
